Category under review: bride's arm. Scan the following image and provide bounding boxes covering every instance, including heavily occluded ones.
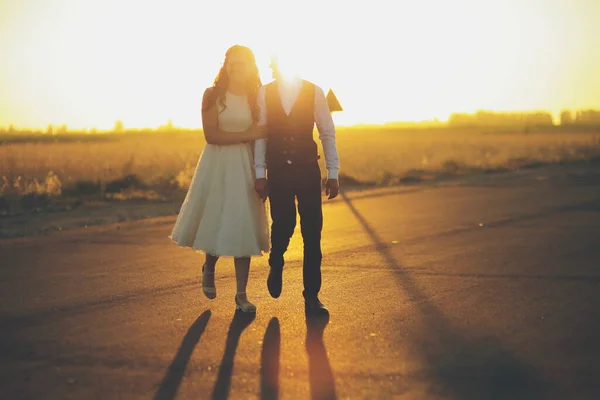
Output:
[201,88,266,145]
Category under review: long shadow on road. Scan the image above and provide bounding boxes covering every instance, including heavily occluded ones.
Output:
[211,310,256,400]
[154,310,211,400]
[155,312,334,400]
[260,317,281,400]
[306,313,337,400]
[259,314,336,400]
[155,310,256,400]
[340,191,551,399]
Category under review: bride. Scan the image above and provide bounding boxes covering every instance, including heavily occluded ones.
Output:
[170,45,270,313]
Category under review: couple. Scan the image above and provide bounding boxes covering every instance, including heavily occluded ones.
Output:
[170,45,340,315]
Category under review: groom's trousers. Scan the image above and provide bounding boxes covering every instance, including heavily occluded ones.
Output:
[267,161,323,299]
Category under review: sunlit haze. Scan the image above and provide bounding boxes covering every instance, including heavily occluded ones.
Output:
[1,0,599,129]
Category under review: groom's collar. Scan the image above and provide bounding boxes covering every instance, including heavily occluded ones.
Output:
[276,76,302,90]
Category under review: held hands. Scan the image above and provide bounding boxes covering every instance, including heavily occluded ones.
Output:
[325,179,339,199]
[255,178,268,202]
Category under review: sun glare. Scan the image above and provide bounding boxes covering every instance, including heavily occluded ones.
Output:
[269,49,306,84]
[0,0,599,129]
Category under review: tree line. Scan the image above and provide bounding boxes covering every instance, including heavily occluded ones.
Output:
[448,109,600,128]
[2,109,600,134]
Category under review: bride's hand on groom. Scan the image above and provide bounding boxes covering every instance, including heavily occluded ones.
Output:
[247,124,268,140]
[255,178,268,202]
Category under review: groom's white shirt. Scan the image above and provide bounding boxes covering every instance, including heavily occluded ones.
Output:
[254,78,340,180]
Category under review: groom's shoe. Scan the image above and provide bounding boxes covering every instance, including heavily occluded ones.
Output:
[267,268,283,298]
[267,254,284,298]
[305,297,329,315]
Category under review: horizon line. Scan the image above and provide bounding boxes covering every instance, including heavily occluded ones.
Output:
[1,108,599,131]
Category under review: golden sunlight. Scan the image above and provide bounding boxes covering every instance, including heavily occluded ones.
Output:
[0,0,599,129]
[270,52,302,84]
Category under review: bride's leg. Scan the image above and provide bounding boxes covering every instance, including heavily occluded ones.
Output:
[234,257,256,312]
[205,253,218,273]
[202,253,218,299]
[234,257,250,294]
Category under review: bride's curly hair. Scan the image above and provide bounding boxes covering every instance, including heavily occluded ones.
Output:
[203,45,262,122]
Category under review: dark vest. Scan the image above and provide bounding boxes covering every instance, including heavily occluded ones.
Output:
[265,80,319,168]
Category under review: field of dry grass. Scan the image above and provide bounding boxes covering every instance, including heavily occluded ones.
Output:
[1,127,600,215]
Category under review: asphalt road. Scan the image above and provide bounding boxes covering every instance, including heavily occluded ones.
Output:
[2,164,600,399]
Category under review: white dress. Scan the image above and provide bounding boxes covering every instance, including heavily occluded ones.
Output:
[170,92,270,257]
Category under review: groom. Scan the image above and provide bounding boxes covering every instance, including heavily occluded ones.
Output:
[254,56,340,314]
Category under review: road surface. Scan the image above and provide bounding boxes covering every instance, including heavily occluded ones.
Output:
[1,163,600,399]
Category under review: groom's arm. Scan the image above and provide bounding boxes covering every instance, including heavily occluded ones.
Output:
[314,85,340,180]
[254,86,268,180]
[254,86,269,201]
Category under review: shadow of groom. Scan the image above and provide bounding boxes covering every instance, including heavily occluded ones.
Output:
[260,317,281,400]
[306,312,337,400]
[259,314,337,400]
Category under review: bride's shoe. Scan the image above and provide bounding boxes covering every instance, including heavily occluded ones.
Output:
[235,292,257,313]
[202,264,216,299]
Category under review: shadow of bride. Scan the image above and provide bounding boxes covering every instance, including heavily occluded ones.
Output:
[260,317,281,400]
[306,312,337,400]
[211,310,257,400]
[154,310,212,400]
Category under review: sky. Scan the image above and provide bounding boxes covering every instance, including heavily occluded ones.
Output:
[1,0,599,129]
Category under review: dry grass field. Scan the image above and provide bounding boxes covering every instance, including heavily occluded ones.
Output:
[1,127,600,215]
